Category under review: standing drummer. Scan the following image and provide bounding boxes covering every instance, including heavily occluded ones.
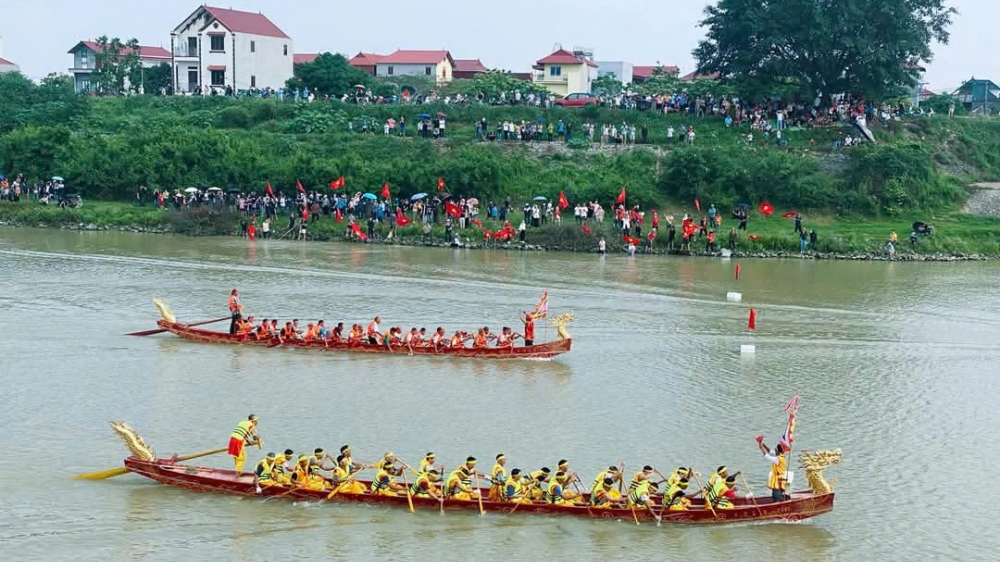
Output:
[756,434,789,502]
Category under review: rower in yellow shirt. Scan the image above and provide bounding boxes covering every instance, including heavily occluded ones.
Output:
[543,471,579,505]
[503,469,533,504]
[254,452,277,490]
[628,465,655,494]
[271,449,294,484]
[662,478,693,511]
[409,469,443,501]
[627,479,662,523]
[488,454,508,501]
[331,455,366,495]
[420,452,438,475]
[590,466,623,502]
[446,457,485,501]
[524,467,551,500]
[590,477,620,508]
[370,460,406,496]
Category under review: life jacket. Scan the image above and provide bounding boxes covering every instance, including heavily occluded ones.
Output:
[431,333,443,346]
[450,335,463,348]
[628,481,651,506]
[228,295,241,313]
[420,458,435,474]
[768,453,788,491]
[628,472,644,493]
[446,468,472,496]
[255,457,275,480]
[367,321,379,338]
[591,470,611,492]
[503,476,523,501]
[473,333,487,348]
[230,420,254,442]
[591,483,614,506]
[497,333,511,347]
[235,319,249,334]
[305,326,317,339]
[491,464,506,487]
[280,326,294,338]
[707,477,734,509]
[544,479,564,504]
[410,473,433,496]
[663,483,687,508]
[370,468,393,492]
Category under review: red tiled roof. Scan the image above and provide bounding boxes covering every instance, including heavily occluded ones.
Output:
[293,53,319,65]
[0,57,15,66]
[920,88,936,97]
[349,52,383,66]
[68,41,171,61]
[536,49,598,68]
[453,59,488,73]
[379,50,452,65]
[680,71,720,81]
[202,6,289,39]
[632,65,679,79]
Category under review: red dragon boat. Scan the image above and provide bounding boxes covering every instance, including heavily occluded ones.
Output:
[147,299,572,360]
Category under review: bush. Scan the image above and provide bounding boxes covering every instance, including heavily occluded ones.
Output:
[165,207,239,236]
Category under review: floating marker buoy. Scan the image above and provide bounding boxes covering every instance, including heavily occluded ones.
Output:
[741,344,756,355]
[727,292,742,302]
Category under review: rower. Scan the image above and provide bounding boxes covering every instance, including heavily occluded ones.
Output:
[757,435,790,502]
[416,327,427,345]
[404,328,418,352]
[347,324,362,344]
[304,462,331,491]
[703,466,729,498]
[496,327,512,348]
[291,319,303,337]
[590,477,620,508]
[448,330,466,348]
[706,475,740,510]
[253,318,269,340]
[662,478,692,511]
[627,479,662,522]
[331,322,345,342]
[254,452,278,488]
[272,449,294,484]
[445,457,484,500]
[316,320,329,339]
[488,454,507,500]
[410,469,443,500]
[525,467,551,500]
[420,452,437,474]
[228,289,243,335]
[543,471,577,505]
[430,327,446,349]
[382,328,394,350]
[668,466,694,488]
[268,319,279,337]
[591,466,623,502]
[473,328,488,349]
[280,322,296,341]
[331,455,366,494]
[304,323,318,340]
[628,465,655,494]
[370,460,406,496]
[227,414,259,472]
[503,469,532,504]
[367,316,382,345]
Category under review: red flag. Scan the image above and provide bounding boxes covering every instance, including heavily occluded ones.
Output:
[647,229,657,241]
[437,176,445,191]
[558,191,569,209]
[581,225,592,234]
[615,187,626,205]
[748,308,757,330]
[335,208,343,222]
[381,182,390,200]
[470,218,483,228]
[758,202,774,216]
[350,222,368,241]
[296,180,305,193]
[735,264,741,280]
[265,183,274,197]
[445,200,462,218]
[330,176,344,190]
[623,235,640,245]
[395,209,412,227]
[484,229,492,240]
[695,198,701,212]
[782,210,797,219]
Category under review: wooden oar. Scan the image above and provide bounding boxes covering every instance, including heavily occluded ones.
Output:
[473,473,486,516]
[125,317,230,337]
[739,473,764,517]
[402,470,415,513]
[74,446,228,480]
[692,471,718,519]
[440,466,448,515]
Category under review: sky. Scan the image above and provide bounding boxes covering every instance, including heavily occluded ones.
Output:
[0,0,995,91]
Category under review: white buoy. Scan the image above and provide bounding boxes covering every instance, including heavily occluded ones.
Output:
[727,292,742,302]
[741,344,756,355]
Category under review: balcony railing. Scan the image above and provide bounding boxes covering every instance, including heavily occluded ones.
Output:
[174,45,198,58]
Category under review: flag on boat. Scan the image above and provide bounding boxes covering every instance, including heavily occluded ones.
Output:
[296,180,305,193]
[615,187,626,205]
[395,209,412,227]
[558,191,569,209]
[528,290,548,320]
[381,183,390,200]
[437,176,445,191]
[781,395,799,447]
[265,183,274,197]
[330,176,345,190]
[748,308,756,330]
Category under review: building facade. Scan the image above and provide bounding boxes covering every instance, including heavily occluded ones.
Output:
[0,37,18,73]
[596,61,633,85]
[67,41,171,93]
[170,5,293,94]
[348,52,382,76]
[452,59,488,80]
[533,48,598,96]
[375,50,454,83]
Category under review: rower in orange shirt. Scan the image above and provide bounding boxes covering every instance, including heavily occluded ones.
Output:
[280,322,296,341]
[348,324,363,344]
[449,330,468,348]
[366,316,382,345]
[429,327,446,349]
[473,327,491,349]
[253,318,269,340]
[520,311,536,346]
[304,323,318,340]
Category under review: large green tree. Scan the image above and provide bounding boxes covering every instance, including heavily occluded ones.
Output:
[693,0,956,102]
[592,73,624,96]
[286,53,371,97]
[91,36,142,95]
[129,62,171,95]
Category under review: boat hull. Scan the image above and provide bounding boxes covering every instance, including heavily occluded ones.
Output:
[123,457,833,524]
[155,320,571,359]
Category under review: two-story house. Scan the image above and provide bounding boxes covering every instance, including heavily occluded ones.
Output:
[67,40,171,93]
[375,50,454,83]
[533,48,598,97]
[170,5,293,94]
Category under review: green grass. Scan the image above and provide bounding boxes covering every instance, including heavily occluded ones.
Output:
[0,200,167,227]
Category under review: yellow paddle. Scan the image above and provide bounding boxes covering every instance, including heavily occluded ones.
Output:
[74,447,229,480]
[402,470,415,513]
[692,470,718,519]
[473,473,486,516]
[739,473,764,517]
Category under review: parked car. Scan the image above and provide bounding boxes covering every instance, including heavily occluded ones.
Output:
[554,93,598,108]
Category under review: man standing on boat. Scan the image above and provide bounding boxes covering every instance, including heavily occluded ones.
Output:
[757,435,790,502]
[228,289,243,334]
[227,414,260,472]
[367,316,382,345]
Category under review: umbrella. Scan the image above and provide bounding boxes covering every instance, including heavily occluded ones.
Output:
[207,187,223,192]
[387,118,396,127]
[418,113,431,119]
[184,187,200,194]
[0,175,5,180]
[436,112,446,117]
[353,84,366,90]
[439,192,453,201]
[533,196,547,202]
[52,176,65,182]
[410,193,428,201]
[467,197,479,205]
[226,188,242,193]
[362,193,377,200]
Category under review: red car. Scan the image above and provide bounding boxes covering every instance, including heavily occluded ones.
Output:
[553,93,598,108]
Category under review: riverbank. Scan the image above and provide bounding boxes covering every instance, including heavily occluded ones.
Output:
[3,201,998,261]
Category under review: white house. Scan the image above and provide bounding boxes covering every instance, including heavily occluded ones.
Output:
[67,40,171,93]
[375,50,454,83]
[0,37,19,74]
[170,5,293,94]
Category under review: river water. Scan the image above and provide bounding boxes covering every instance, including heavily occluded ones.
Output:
[1,227,997,562]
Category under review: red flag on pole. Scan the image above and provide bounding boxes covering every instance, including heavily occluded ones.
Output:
[381,182,390,200]
[558,191,569,209]
[470,218,483,228]
[395,209,412,227]
[335,208,343,222]
[622,235,640,245]
[735,264,741,280]
[350,222,368,241]
[758,202,774,216]
[265,183,274,197]
[581,225,592,234]
[748,308,757,330]
[615,187,626,205]
[782,210,797,219]
[437,177,445,191]
[296,180,305,193]
[330,176,344,190]
[444,201,462,218]
[695,198,701,212]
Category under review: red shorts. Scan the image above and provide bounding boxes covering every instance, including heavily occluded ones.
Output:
[228,437,244,457]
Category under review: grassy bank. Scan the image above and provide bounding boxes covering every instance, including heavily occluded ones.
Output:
[4,200,998,257]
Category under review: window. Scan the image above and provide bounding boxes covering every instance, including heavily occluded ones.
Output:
[251,75,256,88]
[283,44,288,56]
[250,41,255,53]
[549,66,561,77]
[425,66,432,76]
[211,70,225,86]
[387,66,394,76]
[210,35,225,52]
[80,50,89,68]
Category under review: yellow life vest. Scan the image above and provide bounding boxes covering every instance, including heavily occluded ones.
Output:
[628,480,651,505]
[503,476,522,500]
[591,483,614,506]
[663,483,687,508]
[768,454,788,491]
[544,479,564,504]
[591,470,611,491]
[370,468,394,492]
[410,473,433,496]
[491,464,506,486]
[708,478,733,509]
[420,458,435,474]
[254,457,275,480]
[628,471,645,493]
[230,420,254,442]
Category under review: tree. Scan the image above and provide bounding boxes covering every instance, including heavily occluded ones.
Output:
[693,0,956,103]
[285,53,371,97]
[91,36,143,95]
[129,63,171,95]
[633,67,681,96]
[592,73,624,96]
